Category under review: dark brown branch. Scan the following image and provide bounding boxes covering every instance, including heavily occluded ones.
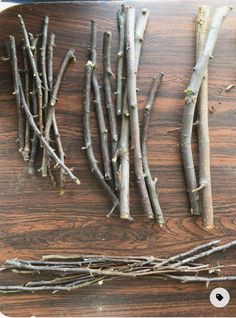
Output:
[17,69,80,184]
[90,20,111,181]
[8,36,25,155]
[84,61,119,216]
[18,15,43,133]
[142,73,164,225]
[103,31,119,190]
[116,5,125,116]
[41,16,49,113]
[196,6,213,228]
[42,49,75,178]
[22,41,30,161]
[126,6,153,218]
[180,6,232,216]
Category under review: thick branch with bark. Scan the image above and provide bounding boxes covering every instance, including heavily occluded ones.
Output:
[90,21,111,181]
[116,5,125,116]
[196,6,213,228]
[141,73,164,225]
[84,61,119,215]
[103,31,119,190]
[180,6,232,216]
[8,36,25,155]
[126,6,153,218]
[18,15,43,133]
[117,7,150,220]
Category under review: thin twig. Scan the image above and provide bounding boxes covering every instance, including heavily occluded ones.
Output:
[17,69,80,184]
[47,33,55,93]
[141,73,164,224]
[84,61,119,215]
[172,240,236,268]
[90,20,112,181]
[22,41,30,161]
[8,36,25,154]
[166,275,236,284]
[154,239,220,269]
[180,6,232,215]
[41,16,49,114]
[116,5,125,116]
[42,49,75,178]
[18,15,43,134]
[196,6,213,228]
[126,6,153,218]
[28,35,39,174]
[103,31,119,190]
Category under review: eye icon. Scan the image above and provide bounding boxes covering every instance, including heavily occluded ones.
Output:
[210,288,230,308]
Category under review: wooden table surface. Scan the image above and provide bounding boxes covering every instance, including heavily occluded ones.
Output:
[0,1,235,316]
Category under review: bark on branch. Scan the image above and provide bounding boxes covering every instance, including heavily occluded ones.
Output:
[141,73,164,224]
[180,6,232,215]
[126,6,153,218]
[90,21,111,181]
[84,61,119,215]
[103,31,119,190]
[196,6,214,228]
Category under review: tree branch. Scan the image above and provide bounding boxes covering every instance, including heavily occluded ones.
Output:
[103,31,119,190]
[90,20,111,181]
[180,6,232,216]
[126,6,153,218]
[196,6,213,228]
[22,40,30,161]
[84,61,119,216]
[8,36,25,155]
[141,73,164,225]
[41,16,49,114]
[17,69,80,184]
[18,15,43,134]
[42,49,75,178]
[116,5,125,116]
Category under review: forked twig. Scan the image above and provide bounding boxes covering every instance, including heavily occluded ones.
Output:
[141,73,164,224]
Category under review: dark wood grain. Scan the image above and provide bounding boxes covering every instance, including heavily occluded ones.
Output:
[0,1,236,316]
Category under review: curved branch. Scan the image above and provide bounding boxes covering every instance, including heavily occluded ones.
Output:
[180,6,232,215]
[196,6,213,228]
[90,21,111,180]
[84,61,119,215]
[126,6,153,218]
[141,73,164,224]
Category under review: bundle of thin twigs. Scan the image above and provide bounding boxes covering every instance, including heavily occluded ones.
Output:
[84,5,164,223]
[181,6,232,227]
[4,15,80,190]
[0,240,235,293]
